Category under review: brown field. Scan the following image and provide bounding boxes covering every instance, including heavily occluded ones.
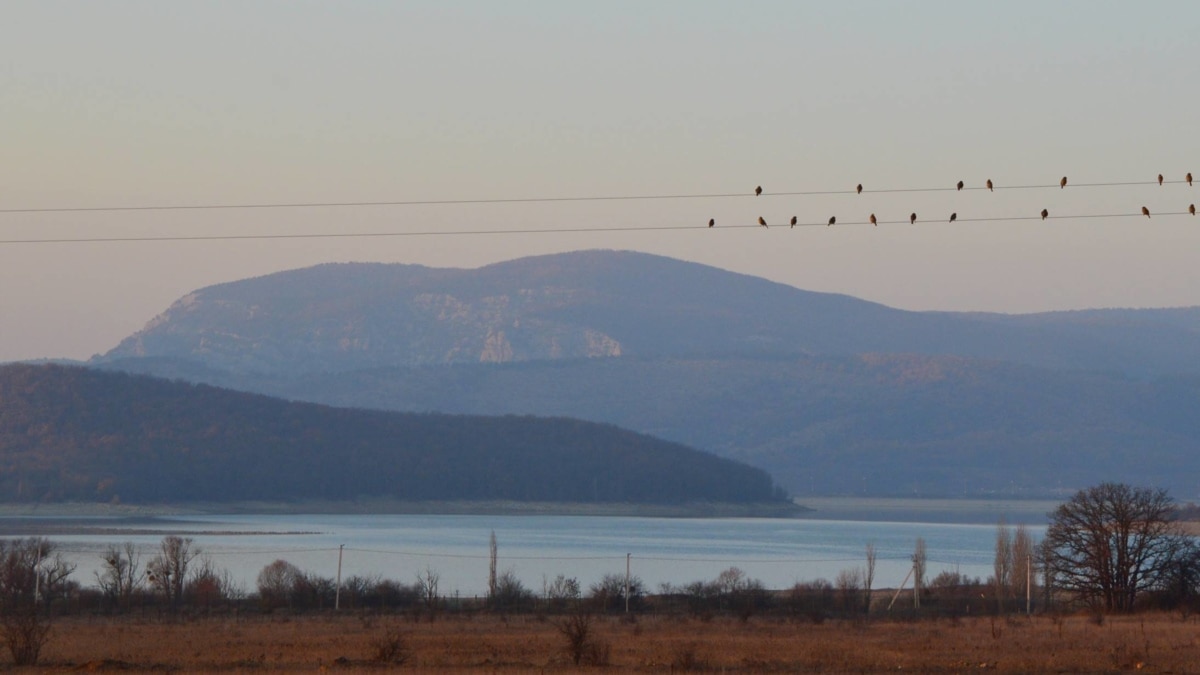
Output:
[20,611,1200,673]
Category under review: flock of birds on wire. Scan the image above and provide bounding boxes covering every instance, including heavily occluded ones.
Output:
[710,173,1196,229]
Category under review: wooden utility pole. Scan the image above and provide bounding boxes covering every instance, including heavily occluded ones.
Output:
[625,553,631,614]
[887,564,915,612]
[913,555,921,610]
[335,544,344,611]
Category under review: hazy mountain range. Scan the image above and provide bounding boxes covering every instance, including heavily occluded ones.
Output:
[89,250,1200,499]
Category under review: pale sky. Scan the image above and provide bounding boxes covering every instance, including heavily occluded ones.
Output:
[3,1,1198,363]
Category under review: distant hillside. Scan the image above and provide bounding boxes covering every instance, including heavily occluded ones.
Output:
[0,364,786,506]
[95,250,1200,377]
[88,250,1200,499]
[98,353,1200,499]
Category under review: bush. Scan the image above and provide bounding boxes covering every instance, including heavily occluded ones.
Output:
[369,624,409,664]
[588,573,646,613]
[0,539,57,665]
[491,569,535,612]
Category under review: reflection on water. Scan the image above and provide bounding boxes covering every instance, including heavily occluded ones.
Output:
[3,514,1044,596]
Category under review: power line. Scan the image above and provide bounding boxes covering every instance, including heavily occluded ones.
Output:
[0,179,1189,215]
[0,210,1193,245]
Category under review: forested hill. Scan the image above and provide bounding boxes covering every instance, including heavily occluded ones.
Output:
[0,364,786,506]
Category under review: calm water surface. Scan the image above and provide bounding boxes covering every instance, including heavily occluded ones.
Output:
[27,514,1044,596]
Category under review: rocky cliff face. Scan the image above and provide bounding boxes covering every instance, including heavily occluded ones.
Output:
[105,263,625,372]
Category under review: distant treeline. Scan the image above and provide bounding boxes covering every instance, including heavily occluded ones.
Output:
[0,364,787,505]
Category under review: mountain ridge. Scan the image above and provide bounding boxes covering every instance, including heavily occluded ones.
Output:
[97,250,1200,378]
[0,363,787,506]
[86,250,1200,498]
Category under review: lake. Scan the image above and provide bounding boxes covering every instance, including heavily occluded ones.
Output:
[4,506,1048,597]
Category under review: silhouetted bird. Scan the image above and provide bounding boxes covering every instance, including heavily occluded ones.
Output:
[790,216,797,228]
[986,179,993,192]
[869,214,877,226]
[758,216,767,227]
[856,183,863,194]
[1188,173,1194,186]
[1142,206,1151,218]
[949,212,957,223]
[1041,209,1049,220]
[755,186,762,196]
[1159,174,1164,186]
[828,216,836,226]
[910,212,917,225]
[708,218,715,228]
[1060,176,1068,189]
[956,180,964,191]
[1190,204,1196,216]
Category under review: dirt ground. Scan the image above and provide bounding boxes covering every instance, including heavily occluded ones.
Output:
[18,610,1200,673]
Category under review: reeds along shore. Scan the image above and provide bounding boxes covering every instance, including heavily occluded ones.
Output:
[26,611,1200,673]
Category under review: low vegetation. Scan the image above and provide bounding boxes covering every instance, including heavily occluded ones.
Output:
[18,611,1200,672]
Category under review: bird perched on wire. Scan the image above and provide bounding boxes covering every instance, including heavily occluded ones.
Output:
[1041,209,1049,221]
[956,181,964,191]
[1159,174,1164,186]
[857,184,863,194]
[1190,204,1196,216]
[1060,176,1068,189]
[986,179,994,192]
[910,212,917,225]
[708,218,715,228]
[755,186,762,196]
[1188,173,1194,186]
[828,216,836,227]
[869,214,877,226]
[791,216,797,228]
[758,216,767,227]
[949,213,957,223]
[1142,206,1151,218]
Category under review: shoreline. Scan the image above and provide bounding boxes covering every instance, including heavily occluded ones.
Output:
[0,499,807,523]
[0,496,1071,524]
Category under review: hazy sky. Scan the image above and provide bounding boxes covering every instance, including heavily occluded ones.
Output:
[3,1,1198,362]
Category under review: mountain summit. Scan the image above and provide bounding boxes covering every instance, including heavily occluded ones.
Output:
[98,250,1200,377]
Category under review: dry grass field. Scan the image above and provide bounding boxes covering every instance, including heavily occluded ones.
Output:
[18,610,1200,673]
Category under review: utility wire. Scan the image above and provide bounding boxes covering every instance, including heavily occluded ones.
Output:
[0,210,1193,245]
[0,179,1188,215]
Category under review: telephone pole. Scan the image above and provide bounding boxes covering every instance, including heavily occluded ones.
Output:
[625,553,631,614]
[335,544,344,611]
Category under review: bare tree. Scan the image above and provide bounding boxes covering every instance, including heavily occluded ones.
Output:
[416,566,440,611]
[188,555,240,608]
[715,567,746,597]
[835,567,863,613]
[1042,482,1190,613]
[588,573,646,613]
[492,569,534,611]
[545,574,581,612]
[256,559,301,610]
[555,611,597,666]
[994,520,1013,613]
[1012,524,1035,613]
[96,542,141,610]
[864,543,877,615]
[146,536,197,610]
[0,538,58,665]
